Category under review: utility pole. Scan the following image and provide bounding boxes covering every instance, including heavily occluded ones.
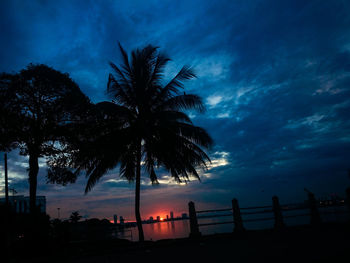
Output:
[4,153,9,206]
[57,207,60,219]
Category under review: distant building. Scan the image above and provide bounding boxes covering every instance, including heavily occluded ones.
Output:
[113,214,118,224]
[120,216,125,226]
[166,215,169,220]
[170,211,174,220]
[149,216,154,222]
[156,216,160,221]
[0,195,46,214]
[181,213,188,219]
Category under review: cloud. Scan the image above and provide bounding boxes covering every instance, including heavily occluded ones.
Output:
[206,95,223,108]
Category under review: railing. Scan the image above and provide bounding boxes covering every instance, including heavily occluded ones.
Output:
[112,226,133,241]
[188,187,350,237]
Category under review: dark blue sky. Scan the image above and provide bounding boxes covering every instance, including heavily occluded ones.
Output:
[1,0,350,220]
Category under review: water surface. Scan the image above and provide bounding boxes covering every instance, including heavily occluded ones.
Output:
[115,206,349,241]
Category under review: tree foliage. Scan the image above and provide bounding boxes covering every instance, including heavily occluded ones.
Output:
[57,44,213,241]
[0,64,91,212]
[65,45,213,189]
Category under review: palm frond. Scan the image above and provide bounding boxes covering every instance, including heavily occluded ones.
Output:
[96,101,134,121]
[154,110,193,124]
[118,42,131,73]
[85,158,117,193]
[164,65,196,93]
[172,122,213,148]
[109,62,132,90]
[107,73,134,106]
[160,94,205,113]
[119,150,136,181]
[150,53,171,85]
[149,166,159,185]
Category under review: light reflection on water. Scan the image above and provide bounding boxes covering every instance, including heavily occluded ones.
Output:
[116,206,349,241]
[123,220,190,241]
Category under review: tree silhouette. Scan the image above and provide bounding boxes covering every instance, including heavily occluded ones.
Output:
[0,64,90,213]
[66,44,213,241]
[70,211,82,223]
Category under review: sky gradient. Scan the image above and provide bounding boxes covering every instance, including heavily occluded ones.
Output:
[1,0,350,221]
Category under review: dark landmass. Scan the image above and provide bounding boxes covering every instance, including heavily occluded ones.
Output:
[7,222,350,263]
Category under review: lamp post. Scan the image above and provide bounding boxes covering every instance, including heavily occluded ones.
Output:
[4,153,9,206]
[57,207,60,219]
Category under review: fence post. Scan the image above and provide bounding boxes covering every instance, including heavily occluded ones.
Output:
[188,201,201,238]
[232,198,245,232]
[346,187,350,216]
[307,191,321,226]
[272,196,285,229]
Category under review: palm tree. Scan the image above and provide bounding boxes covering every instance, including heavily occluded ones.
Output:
[0,64,91,213]
[69,44,213,241]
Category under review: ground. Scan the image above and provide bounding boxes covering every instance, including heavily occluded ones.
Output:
[8,222,350,263]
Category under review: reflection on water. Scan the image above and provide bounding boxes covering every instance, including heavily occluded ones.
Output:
[145,220,190,241]
[116,220,190,241]
[115,206,349,241]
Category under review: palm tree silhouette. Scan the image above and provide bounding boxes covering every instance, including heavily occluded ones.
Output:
[72,44,212,241]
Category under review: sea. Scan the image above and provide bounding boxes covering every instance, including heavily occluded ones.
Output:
[113,205,349,241]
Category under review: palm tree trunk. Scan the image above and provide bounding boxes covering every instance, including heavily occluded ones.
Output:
[29,151,39,214]
[135,141,144,242]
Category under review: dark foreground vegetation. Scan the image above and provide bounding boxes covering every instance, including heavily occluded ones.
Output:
[1,206,117,255]
[4,218,350,263]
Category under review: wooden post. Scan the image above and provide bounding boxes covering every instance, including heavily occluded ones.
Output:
[232,198,245,232]
[272,196,285,229]
[307,192,321,226]
[188,201,201,237]
[346,187,350,216]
